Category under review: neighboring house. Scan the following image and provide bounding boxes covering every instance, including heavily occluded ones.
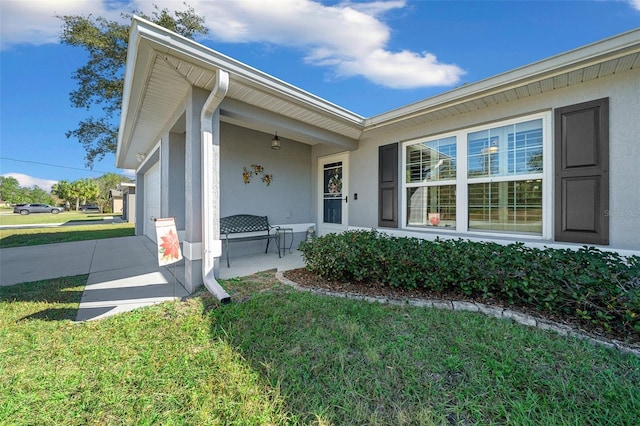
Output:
[118,182,136,223]
[108,189,123,214]
[116,17,639,294]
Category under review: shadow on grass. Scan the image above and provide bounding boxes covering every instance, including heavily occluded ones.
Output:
[0,275,87,321]
[0,228,134,248]
[20,308,80,321]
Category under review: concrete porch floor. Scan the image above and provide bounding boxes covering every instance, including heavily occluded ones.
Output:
[136,235,305,282]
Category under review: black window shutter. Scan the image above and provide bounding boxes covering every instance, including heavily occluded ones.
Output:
[379,143,398,228]
[554,98,609,245]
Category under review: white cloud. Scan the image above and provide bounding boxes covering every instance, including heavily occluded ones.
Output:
[2,173,57,192]
[1,0,464,88]
[335,49,464,89]
[628,0,640,11]
[0,0,122,49]
[186,0,465,88]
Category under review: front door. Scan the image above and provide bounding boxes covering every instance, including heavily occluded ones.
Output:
[318,153,349,236]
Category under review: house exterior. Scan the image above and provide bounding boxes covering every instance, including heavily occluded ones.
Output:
[118,182,136,223]
[108,189,123,214]
[116,17,639,295]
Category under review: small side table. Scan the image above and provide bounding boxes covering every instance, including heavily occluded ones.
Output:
[278,228,294,256]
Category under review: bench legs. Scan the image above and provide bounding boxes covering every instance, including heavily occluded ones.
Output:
[265,237,282,258]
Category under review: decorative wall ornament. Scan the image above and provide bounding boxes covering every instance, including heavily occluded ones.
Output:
[328,170,342,194]
[242,164,273,186]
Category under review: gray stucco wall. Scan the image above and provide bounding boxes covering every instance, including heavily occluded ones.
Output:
[219,122,313,255]
[339,68,640,251]
[162,131,186,230]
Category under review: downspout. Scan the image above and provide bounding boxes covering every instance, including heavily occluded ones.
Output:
[200,69,231,303]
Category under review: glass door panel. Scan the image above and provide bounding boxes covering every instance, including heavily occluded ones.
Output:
[323,161,343,224]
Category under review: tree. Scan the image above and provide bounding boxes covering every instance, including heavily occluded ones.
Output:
[75,178,100,210]
[0,177,54,205]
[94,173,132,213]
[52,180,74,209]
[57,4,208,168]
[28,187,54,205]
[0,176,21,204]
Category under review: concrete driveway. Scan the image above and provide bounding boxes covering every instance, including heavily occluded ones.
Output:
[0,236,188,321]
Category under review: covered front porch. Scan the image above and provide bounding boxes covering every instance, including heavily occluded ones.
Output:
[132,234,306,287]
[117,18,363,296]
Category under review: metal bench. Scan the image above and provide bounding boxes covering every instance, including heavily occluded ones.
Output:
[220,214,280,267]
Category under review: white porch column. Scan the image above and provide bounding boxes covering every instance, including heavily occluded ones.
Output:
[182,87,210,293]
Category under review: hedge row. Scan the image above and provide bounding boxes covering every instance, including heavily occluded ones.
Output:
[299,230,640,340]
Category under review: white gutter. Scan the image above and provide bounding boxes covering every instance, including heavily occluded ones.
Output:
[201,69,231,303]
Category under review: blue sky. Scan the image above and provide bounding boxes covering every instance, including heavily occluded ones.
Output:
[1,0,639,192]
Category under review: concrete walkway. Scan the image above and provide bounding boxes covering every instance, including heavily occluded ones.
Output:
[0,235,305,321]
[0,236,188,321]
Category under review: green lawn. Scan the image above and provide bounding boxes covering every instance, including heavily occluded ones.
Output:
[1,273,639,425]
[0,209,120,226]
[0,223,135,248]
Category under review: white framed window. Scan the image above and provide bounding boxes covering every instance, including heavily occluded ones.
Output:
[405,135,458,229]
[402,112,552,238]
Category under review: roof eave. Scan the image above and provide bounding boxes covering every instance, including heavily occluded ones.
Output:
[116,17,365,170]
[364,28,640,132]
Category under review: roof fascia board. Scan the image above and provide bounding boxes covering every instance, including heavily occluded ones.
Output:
[130,17,364,126]
[116,20,144,167]
[117,22,168,168]
[364,28,640,131]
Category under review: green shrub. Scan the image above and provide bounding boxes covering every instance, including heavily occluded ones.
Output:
[299,230,640,340]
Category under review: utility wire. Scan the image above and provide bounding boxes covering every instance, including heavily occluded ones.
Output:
[0,157,120,175]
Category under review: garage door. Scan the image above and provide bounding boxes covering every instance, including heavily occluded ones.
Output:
[143,162,161,242]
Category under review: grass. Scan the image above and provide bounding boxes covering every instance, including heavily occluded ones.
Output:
[0,276,287,425]
[2,272,639,425]
[0,210,120,226]
[0,223,135,248]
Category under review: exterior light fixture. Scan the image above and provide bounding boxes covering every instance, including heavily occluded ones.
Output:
[271,132,281,150]
[136,152,147,162]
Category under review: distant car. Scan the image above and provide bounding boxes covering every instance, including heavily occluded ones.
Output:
[13,203,64,215]
[79,204,100,212]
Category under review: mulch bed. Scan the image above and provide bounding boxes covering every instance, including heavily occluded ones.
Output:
[283,268,640,348]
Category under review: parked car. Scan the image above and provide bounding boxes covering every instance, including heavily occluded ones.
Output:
[79,204,100,212]
[13,203,64,215]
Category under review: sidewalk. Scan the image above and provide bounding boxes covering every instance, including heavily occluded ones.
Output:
[1,235,305,321]
[0,236,188,321]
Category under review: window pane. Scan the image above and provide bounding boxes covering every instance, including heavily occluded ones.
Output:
[508,123,543,174]
[468,130,499,177]
[406,136,456,183]
[468,119,542,178]
[468,180,542,234]
[407,185,456,228]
